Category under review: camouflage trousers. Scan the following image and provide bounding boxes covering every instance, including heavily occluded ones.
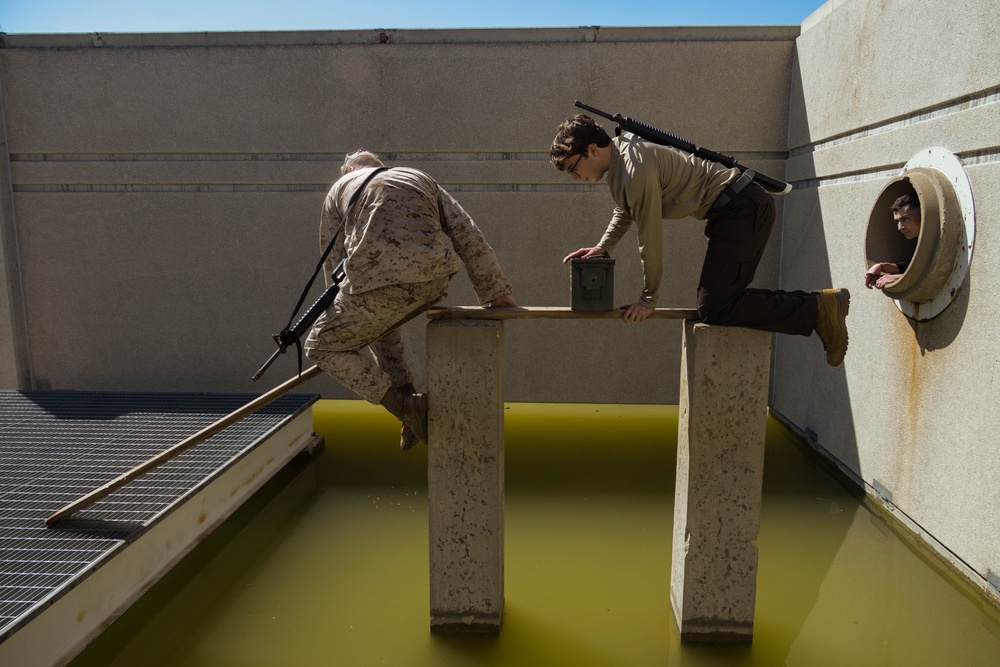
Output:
[304,276,450,404]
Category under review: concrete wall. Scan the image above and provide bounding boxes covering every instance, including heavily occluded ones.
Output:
[0,27,796,402]
[774,0,1000,598]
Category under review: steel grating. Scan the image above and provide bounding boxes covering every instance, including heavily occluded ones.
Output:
[0,390,318,642]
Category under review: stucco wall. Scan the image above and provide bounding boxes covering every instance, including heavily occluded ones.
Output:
[0,27,796,402]
[774,0,1000,595]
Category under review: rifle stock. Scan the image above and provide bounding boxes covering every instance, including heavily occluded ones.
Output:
[574,101,791,195]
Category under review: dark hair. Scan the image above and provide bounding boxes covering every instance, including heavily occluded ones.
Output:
[891,193,920,213]
[550,115,612,170]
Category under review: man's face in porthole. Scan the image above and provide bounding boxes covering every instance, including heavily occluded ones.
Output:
[894,205,921,240]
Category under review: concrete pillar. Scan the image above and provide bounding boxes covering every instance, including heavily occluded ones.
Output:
[426,319,505,634]
[670,321,772,643]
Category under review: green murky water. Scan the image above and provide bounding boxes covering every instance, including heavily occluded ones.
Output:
[69,402,1000,666]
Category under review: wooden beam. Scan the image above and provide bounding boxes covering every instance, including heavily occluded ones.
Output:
[427,306,700,320]
[44,365,323,527]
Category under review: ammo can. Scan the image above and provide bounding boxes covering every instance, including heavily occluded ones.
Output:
[570,257,615,311]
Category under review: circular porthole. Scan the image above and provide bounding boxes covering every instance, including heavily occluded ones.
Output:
[863,148,975,321]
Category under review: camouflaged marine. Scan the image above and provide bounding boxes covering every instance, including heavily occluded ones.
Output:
[305,151,516,450]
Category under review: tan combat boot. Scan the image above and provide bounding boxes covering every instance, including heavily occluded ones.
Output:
[379,386,428,446]
[815,288,850,366]
[397,384,420,452]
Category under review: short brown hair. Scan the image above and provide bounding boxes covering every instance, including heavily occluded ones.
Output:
[891,193,920,213]
[550,115,612,171]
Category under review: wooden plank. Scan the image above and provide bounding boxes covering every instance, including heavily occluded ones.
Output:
[426,306,700,320]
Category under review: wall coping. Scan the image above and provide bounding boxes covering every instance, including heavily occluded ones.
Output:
[0,26,800,50]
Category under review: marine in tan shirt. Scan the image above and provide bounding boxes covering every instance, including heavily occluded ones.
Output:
[550,114,850,367]
[305,150,516,450]
[600,131,740,309]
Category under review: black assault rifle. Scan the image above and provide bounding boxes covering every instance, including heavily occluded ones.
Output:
[251,258,347,382]
[574,101,791,195]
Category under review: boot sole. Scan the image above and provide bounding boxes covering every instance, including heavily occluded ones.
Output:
[829,289,850,366]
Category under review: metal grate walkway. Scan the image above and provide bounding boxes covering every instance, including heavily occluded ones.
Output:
[0,390,317,643]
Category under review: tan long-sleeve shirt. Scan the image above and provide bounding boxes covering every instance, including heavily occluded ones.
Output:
[599,133,740,307]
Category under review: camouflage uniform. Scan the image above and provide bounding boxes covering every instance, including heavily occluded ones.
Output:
[305,166,512,403]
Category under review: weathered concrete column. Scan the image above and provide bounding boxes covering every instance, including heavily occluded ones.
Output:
[426,319,505,634]
[670,321,772,643]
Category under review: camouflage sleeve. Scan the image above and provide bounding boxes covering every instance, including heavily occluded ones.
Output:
[437,186,513,304]
[319,194,347,289]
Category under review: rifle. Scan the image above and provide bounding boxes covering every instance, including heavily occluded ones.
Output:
[574,101,791,195]
[252,165,389,382]
[252,258,346,382]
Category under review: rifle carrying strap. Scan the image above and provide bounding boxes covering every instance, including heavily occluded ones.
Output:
[707,169,755,217]
[280,166,390,371]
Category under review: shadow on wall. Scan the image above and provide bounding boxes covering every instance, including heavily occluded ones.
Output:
[766,41,861,666]
[777,43,861,473]
[904,267,971,354]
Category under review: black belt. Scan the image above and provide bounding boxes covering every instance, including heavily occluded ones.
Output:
[708,169,755,216]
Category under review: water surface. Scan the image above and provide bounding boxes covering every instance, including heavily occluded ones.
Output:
[69,401,1000,666]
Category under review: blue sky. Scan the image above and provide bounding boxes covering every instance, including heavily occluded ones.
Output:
[1,0,827,33]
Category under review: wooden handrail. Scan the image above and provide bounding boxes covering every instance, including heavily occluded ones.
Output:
[44,365,323,527]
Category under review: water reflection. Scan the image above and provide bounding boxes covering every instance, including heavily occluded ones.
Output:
[68,402,1000,667]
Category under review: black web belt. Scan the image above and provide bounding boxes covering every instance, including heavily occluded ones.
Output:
[708,169,756,216]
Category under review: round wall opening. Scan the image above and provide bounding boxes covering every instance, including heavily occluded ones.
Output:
[863,148,975,321]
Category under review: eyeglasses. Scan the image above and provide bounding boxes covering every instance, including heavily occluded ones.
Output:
[564,153,584,175]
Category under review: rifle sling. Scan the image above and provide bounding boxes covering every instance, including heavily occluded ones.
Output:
[280,167,390,373]
[707,169,755,216]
